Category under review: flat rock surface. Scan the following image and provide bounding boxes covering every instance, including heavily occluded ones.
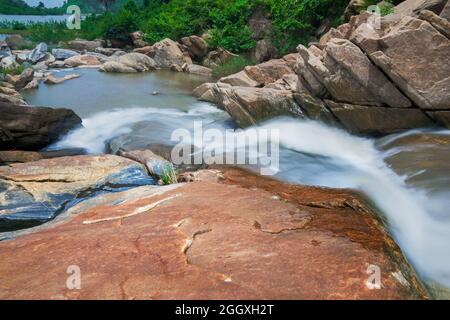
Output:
[0,168,428,299]
[0,155,154,230]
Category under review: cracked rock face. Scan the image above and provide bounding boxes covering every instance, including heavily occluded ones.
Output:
[0,155,154,231]
[0,168,429,299]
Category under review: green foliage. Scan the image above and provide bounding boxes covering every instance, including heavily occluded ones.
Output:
[28,22,76,43]
[361,0,398,16]
[101,1,140,44]
[1,0,350,56]
[160,164,178,185]
[212,55,256,78]
[266,0,348,54]
[0,64,24,76]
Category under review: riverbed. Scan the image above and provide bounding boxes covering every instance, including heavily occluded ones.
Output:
[22,68,450,295]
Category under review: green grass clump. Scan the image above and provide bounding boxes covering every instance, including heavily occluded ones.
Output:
[212,56,256,78]
[160,164,178,185]
[0,64,25,76]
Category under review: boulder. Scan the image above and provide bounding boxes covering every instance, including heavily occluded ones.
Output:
[218,70,260,87]
[0,41,11,58]
[0,102,82,150]
[179,35,209,60]
[99,61,137,73]
[0,155,154,231]
[214,86,304,127]
[130,31,149,48]
[0,150,43,165]
[282,53,300,69]
[325,100,434,135]
[324,39,411,108]
[251,39,278,63]
[41,53,56,66]
[369,16,450,110]
[0,93,27,105]
[418,9,450,38]
[44,74,80,85]
[95,47,123,56]
[22,79,39,91]
[293,92,337,126]
[244,59,294,86]
[148,38,192,68]
[13,68,34,91]
[5,34,27,50]
[51,48,79,60]
[27,42,47,64]
[203,47,238,69]
[193,82,230,104]
[0,56,18,69]
[182,63,212,76]
[0,167,429,299]
[319,28,345,47]
[99,53,157,73]
[48,60,66,69]
[296,45,329,97]
[67,39,103,52]
[395,0,448,16]
[441,0,450,20]
[0,85,18,96]
[133,46,153,55]
[64,55,101,67]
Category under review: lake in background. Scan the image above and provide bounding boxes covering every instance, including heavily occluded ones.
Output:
[0,14,71,24]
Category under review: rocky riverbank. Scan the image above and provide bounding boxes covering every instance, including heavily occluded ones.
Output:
[0,0,449,300]
[193,0,450,135]
[0,166,430,299]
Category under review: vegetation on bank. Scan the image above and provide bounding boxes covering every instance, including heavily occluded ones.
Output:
[212,56,257,78]
[1,0,349,56]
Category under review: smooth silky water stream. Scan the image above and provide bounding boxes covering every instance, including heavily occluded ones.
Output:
[23,68,450,295]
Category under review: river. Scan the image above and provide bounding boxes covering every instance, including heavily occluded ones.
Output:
[22,68,450,295]
[0,14,72,24]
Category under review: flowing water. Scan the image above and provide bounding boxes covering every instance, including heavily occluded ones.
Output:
[23,68,450,293]
[0,14,73,24]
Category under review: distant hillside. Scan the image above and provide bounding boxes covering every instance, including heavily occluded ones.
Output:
[0,0,63,14]
[0,0,143,15]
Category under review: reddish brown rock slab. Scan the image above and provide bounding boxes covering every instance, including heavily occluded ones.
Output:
[0,168,429,300]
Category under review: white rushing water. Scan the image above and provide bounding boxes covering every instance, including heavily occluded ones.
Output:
[52,107,450,288]
[260,118,450,287]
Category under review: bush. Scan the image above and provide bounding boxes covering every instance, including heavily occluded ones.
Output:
[0,64,25,76]
[212,55,256,78]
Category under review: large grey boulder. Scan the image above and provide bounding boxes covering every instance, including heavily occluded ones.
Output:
[0,102,82,150]
[370,16,450,110]
[179,35,209,60]
[395,0,448,17]
[148,38,192,68]
[51,48,79,60]
[27,43,48,64]
[213,86,304,127]
[100,53,157,73]
[67,39,103,52]
[5,34,27,50]
[324,39,411,108]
